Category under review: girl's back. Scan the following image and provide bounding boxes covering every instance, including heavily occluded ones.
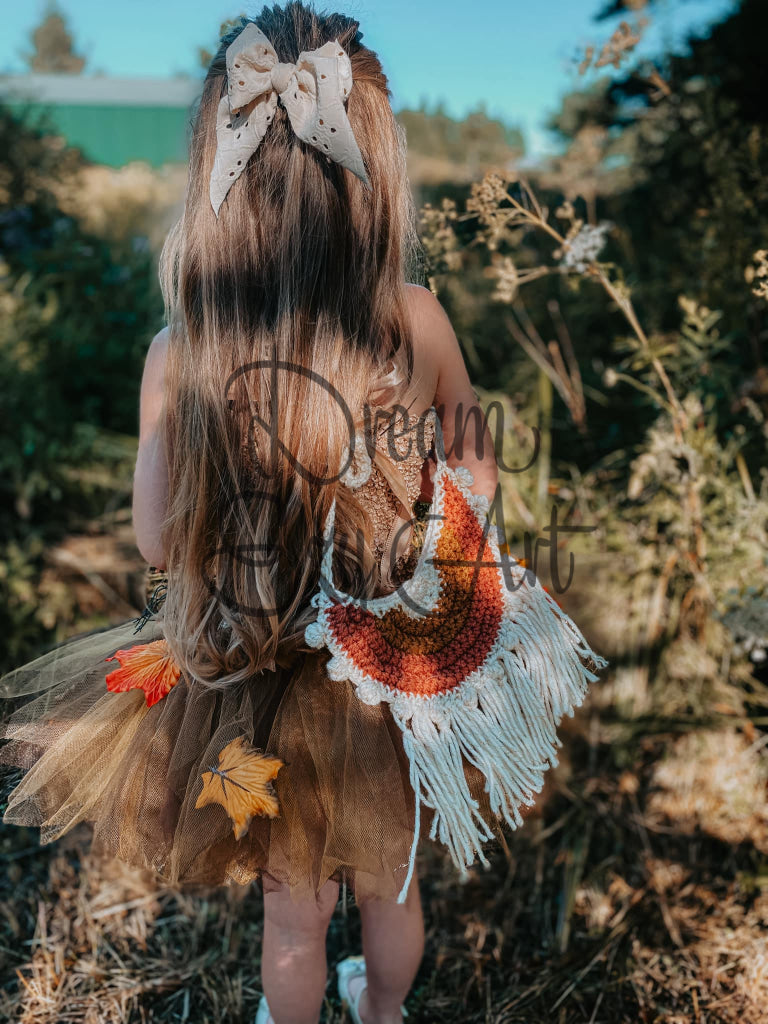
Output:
[0,6,605,1021]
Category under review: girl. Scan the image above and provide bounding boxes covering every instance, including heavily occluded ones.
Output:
[0,5,605,1023]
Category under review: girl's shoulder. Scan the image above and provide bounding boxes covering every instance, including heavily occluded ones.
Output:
[402,283,469,407]
[148,324,170,360]
[402,283,441,402]
[140,326,170,393]
[403,283,460,363]
[403,282,439,338]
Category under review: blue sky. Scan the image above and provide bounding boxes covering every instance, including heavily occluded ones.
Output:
[0,0,736,156]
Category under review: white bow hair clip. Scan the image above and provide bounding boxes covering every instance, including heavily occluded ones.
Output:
[209,22,371,215]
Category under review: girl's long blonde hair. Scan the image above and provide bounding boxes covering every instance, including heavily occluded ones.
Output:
[158,2,421,686]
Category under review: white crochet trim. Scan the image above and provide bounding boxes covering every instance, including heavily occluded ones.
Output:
[338,431,373,489]
[305,407,607,902]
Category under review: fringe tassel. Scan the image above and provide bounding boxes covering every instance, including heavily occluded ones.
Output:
[392,574,606,903]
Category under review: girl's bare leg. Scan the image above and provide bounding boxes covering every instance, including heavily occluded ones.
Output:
[261,878,339,1024]
[349,872,425,1024]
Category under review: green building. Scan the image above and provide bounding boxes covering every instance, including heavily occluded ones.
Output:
[0,73,202,167]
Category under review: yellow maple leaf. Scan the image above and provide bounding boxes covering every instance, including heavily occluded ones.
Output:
[194,736,283,839]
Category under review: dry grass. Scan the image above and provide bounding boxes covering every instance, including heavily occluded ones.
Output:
[3,534,766,1023]
[647,729,768,853]
[2,705,767,1023]
[51,162,187,249]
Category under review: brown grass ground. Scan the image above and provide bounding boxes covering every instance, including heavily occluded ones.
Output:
[1,535,767,1023]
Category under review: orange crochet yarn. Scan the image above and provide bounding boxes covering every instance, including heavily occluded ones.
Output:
[326,477,503,696]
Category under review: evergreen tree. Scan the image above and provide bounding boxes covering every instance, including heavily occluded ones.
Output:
[24,3,85,74]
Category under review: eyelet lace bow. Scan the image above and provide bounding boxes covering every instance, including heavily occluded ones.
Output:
[210,22,371,215]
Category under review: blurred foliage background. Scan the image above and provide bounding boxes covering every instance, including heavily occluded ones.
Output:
[1,1,768,1022]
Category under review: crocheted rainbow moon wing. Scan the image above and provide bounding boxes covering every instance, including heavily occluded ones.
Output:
[304,408,607,901]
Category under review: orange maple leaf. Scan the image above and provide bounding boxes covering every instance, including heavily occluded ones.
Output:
[194,736,284,839]
[105,638,181,707]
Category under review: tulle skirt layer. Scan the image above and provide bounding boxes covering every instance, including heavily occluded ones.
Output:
[0,618,469,903]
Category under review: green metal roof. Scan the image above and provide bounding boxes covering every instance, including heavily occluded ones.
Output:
[0,74,202,168]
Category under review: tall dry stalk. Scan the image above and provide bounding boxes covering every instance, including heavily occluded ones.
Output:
[464,173,710,649]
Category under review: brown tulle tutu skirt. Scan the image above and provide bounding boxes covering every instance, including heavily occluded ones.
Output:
[0,618,486,903]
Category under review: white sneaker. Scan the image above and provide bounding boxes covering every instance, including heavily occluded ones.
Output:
[254,994,272,1024]
[336,956,408,1023]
